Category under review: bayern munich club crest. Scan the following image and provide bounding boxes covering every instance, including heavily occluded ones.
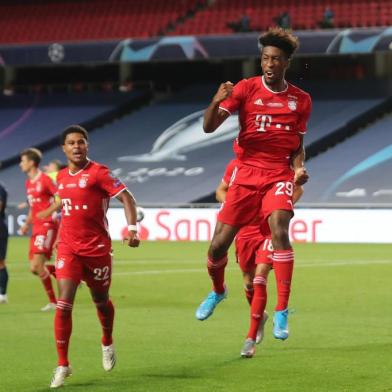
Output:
[78,178,88,188]
[288,100,297,111]
[56,258,65,269]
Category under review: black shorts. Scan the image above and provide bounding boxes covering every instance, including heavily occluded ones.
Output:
[0,221,8,260]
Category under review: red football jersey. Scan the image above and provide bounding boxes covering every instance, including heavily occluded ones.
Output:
[219,76,312,169]
[56,160,127,257]
[25,171,57,229]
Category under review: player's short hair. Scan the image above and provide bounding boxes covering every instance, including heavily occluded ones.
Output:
[61,125,89,145]
[20,148,42,166]
[258,27,299,59]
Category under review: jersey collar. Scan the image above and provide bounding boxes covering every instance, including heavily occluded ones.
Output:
[30,170,42,183]
[68,159,91,176]
[261,75,288,94]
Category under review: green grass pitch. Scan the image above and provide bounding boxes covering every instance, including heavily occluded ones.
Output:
[1,237,392,391]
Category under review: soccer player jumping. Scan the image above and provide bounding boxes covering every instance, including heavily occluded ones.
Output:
[47,126,140,388]
[196,28,311,341]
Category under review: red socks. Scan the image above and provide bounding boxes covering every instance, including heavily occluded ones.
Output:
[207,254,228,294]
[54,300,73,366]
[54,298,115,366]
[39,269,57,304]
[95,299,115,346]
[273,249,294,311]
[247,275,268,340]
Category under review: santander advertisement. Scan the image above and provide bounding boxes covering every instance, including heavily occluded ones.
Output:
[107,208,392,243]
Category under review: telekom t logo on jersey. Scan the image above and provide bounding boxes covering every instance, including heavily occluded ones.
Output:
[255,115,272,132]
[62,198,88,215]
[62,199,72,216]
[255,114,292,132]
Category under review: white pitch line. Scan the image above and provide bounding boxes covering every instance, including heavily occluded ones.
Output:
[112,259,392,277]
[8,260,392,280]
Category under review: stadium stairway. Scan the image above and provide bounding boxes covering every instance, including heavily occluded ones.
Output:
[0,88,152,171]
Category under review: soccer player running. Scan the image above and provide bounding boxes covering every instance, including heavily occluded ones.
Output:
[19,148,58,311]
[196,28,311,343]
[0,181,9,304]
[48,125,140,388]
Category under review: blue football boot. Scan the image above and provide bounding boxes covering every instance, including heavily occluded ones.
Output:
[195,288,227,321]
[273,308,289,340]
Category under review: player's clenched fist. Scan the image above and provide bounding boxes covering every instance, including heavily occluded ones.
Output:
[213,81,234,104]
[124,231,140,248]
[294,167,309,185]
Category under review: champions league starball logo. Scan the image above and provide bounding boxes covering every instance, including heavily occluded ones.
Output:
[48,43,65,63]
[117,110,240,162]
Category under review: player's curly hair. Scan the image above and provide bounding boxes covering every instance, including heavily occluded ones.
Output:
[61,124,89,145]
[258,27,299,59]
[20,148,42,166]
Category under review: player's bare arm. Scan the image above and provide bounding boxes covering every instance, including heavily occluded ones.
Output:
[36,199,62,220]
[291,137,309,185]
[19,209,32,234]
[203,82,233,133]
[215,181,229,203]
[116,190,140,248]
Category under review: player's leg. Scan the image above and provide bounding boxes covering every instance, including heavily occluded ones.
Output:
[85,253,116,372]
[242,271,255,305]
[50,278,77,388]
[0,260,9,303]
[30,253,57,310]
[195,221,238,321]
[269,209,294,340]
[207,221,239,291]
[50,251,82,388]
[0,226,9,303]
[90,288,116,372]
[241,265,271,358]
[235,236,256,305]
[196,174,261,321]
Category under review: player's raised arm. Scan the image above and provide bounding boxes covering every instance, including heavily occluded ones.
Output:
[203,82,233,133]
[116,190,140,248]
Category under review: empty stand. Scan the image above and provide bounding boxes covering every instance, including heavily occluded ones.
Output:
[169,0,392,36]
[0,0,390,44]
[302,114,392,204]
[0,0,202,44]
[1,82,387,205]
[0,90,147,162]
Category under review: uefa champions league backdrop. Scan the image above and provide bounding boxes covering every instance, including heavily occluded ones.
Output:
[6,206,392,243]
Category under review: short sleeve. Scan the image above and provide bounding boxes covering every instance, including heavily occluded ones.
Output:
[297,94,312,135]
[219,79,248,115]
[222,160,237,184]
[96,166,127,198]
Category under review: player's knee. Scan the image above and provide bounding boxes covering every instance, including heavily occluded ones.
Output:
[244,282,254,291]
[30,265,39,275]
[208,241,227,260]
